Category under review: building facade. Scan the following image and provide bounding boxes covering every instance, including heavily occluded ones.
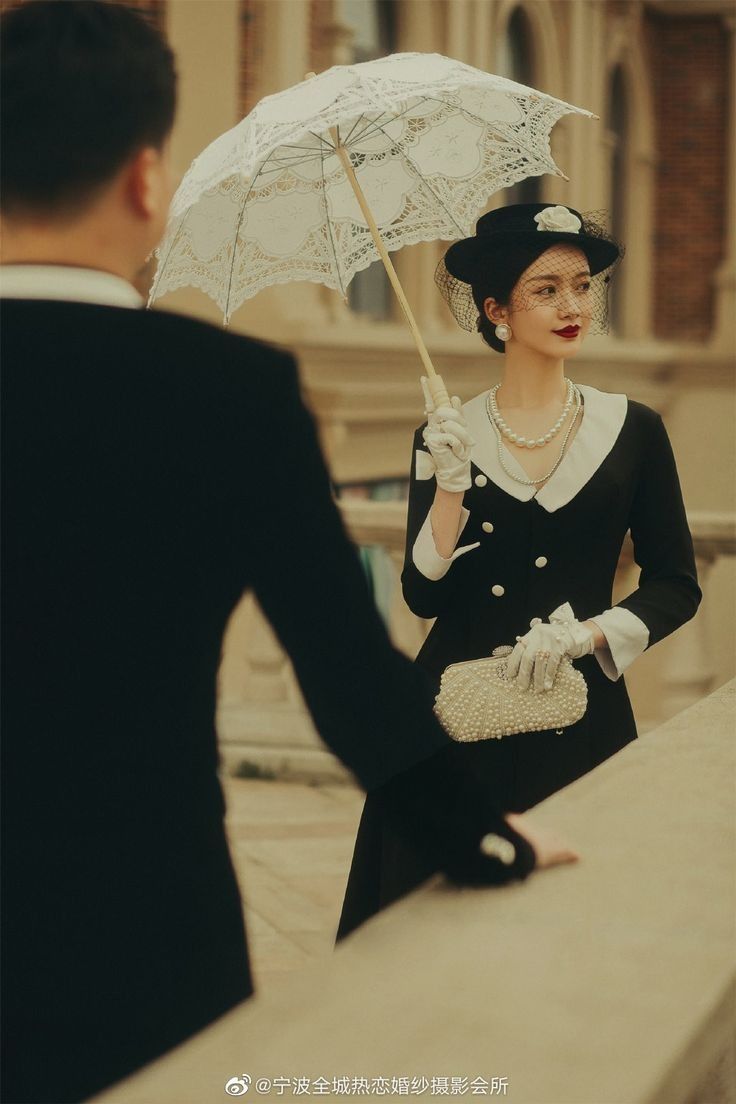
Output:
[4,0,734,772]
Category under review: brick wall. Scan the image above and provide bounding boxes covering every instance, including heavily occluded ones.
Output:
[644,11,729,341]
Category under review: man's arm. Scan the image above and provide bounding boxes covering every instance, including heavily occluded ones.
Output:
[235,349,535,885]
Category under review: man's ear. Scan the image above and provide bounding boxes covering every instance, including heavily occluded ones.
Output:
[126,146,167,221]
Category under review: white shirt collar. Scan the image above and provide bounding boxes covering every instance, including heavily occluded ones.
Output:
[463,383,628,513]
[0,265,143,309]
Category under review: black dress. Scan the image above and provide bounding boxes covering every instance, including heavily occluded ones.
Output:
[337,384,701,938]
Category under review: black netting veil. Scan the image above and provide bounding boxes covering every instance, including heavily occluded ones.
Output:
[435,207,624,340]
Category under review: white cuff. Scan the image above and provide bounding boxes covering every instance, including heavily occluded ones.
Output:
[589,607,650,681]
[412,507,479,581]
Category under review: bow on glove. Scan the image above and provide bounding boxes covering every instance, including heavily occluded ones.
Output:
[506,603,595,692]
[418,376,475,494]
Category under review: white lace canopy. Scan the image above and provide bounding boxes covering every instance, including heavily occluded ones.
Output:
[148,52,595,323]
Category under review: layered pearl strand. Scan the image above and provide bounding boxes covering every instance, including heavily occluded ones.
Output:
[485,383,583,487]
[487,377,574,449]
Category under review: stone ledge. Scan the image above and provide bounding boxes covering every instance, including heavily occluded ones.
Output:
[94,681,735,1104]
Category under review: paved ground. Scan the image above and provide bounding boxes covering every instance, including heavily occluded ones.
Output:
[222,776,365,993]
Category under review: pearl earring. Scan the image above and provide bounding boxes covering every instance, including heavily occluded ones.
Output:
[494,322,512,342]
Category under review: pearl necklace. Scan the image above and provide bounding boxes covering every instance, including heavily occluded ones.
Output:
[485,385,582,487]
[488,378,574,449]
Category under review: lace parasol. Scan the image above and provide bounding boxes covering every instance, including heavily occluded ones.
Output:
[149,52,597,400]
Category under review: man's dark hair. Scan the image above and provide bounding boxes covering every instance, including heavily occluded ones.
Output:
[1,1,177,217]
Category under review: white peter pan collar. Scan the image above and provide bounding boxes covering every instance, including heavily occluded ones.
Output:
[0,264,143,309]
[462,383,628,513]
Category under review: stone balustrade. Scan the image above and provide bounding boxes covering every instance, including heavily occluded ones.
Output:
[94,679,736,1104]
[216,503,736,781]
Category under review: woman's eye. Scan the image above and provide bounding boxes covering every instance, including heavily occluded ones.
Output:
[537,286,556,296]
[578,282,591,292]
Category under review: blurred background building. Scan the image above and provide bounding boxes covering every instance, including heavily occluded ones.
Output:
[5,0,734,777]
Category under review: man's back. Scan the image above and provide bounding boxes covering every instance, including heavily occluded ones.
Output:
[2,300,286,1100]
[3,301,282,830]
[6,298,532,1102]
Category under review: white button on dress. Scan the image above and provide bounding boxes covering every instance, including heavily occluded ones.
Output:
[535,556,548,568]
[491,584,505,597]
[474,474,488,487]
[480,834,516,865]
[482,521,494,533]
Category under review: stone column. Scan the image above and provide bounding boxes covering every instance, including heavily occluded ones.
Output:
[658,556,717,720]
[564,1,597,208]
[471,0,495,73]
[659,513,736,719]
[445,0,472,65]
[229,0,331,336]
[258,0,310,96]
[397,0,452,332]
[167,0,240,173]
[158,1,241,325]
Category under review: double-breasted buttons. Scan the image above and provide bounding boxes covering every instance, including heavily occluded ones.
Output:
[474,473,488,488]
[535,556,548,568]
[482,521,494,533]
[491,584,505,597]
[480,833,516,865]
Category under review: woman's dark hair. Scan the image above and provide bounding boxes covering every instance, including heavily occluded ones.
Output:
[471,242,554,353]
[0,1,177,217]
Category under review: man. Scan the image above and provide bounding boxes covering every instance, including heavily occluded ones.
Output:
[0,4,575,1102]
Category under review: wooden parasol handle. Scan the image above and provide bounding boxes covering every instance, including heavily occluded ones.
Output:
[328,127,451,411]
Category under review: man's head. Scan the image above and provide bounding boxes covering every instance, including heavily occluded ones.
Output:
[1,1,178,276]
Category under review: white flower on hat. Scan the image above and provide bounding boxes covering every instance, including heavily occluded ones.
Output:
[534,206,582,234]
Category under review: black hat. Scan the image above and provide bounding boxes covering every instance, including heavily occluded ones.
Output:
[444,203,621,285]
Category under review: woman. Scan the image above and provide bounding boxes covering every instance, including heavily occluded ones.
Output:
[337,202,701,939]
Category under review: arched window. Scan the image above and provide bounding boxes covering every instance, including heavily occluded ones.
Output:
[606,66,628,334]
[339,0,397,320]
[496,7,541,205]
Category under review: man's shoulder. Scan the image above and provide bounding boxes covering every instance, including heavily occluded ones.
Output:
[141,307,283,350]
[137,308,296,377]
[2,298,298,391]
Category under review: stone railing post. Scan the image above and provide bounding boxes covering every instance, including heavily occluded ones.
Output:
[659,512,736,718]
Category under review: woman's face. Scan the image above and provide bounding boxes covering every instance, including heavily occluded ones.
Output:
[486,244,593,358]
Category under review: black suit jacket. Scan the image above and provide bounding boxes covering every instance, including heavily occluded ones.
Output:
[1,300,533,1104]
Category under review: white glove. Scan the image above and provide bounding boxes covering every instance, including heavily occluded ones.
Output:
[419,376,475,494]
[506,604,595,692]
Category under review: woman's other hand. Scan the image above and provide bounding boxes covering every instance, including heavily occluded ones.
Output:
[420,376,475,493]
[504,812,580,868]
[506,618,595,691]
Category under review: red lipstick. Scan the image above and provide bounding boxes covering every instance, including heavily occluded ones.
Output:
[553,326,580,338]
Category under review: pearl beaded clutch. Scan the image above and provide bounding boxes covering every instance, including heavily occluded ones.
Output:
[434,646,587,742]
